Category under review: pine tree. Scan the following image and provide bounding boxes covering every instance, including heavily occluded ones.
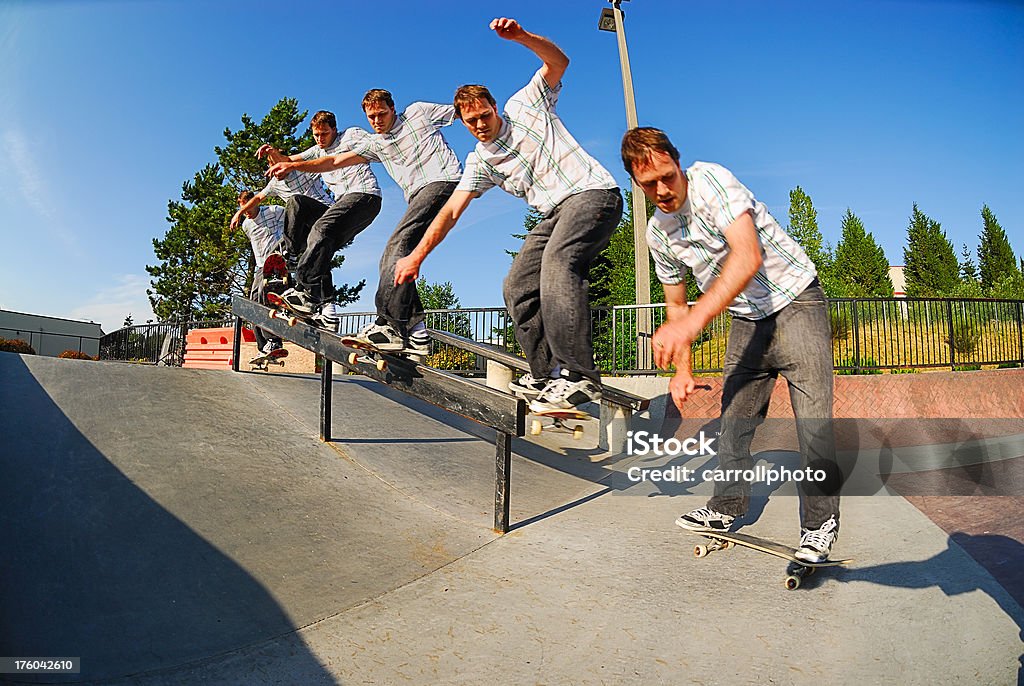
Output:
[903,204,958,296]
[787,186,836,295]
[959,243,979,283]
[147,99,364,321]
[977,205,1018,290]
[832,209,893,297]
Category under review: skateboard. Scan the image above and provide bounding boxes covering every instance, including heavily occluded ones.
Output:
[339,337,423,372]
[248,347,288,371]
[681,528,852,590]
[264,291,338,331]
[529,408,592,440]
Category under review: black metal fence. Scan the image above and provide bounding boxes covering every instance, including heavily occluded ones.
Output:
[100,298,1024,374]
[99,319,234,366]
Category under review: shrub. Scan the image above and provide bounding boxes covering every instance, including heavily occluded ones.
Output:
[890,367,920,374]
[0,338,36,354]
[58,350,96,360]
[997,362,1021,369]
[953,364,982,372]
[836,356,883,375]
[427,346,476,371]
[830,311,852,342]
[947,321,982,356]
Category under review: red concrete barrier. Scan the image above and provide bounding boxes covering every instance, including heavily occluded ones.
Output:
[182,326,254,370]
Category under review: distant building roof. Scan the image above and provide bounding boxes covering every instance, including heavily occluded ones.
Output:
[888,266,906,297]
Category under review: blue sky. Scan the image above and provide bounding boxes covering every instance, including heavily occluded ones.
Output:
[1,0,1021,331]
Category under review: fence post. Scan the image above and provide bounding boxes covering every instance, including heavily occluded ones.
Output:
[852,301,861,373]
[946,299,955,371]
[1018,301,1024,367]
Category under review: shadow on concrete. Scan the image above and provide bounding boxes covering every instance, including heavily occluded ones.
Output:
[837,532,1024,685]
[0,355,335,685]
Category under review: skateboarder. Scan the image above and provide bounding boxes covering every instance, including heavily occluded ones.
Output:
[266,93,462,354]
[256,111,382,330]
[392,17,622,413]
[620,126,841,563]
[230,190,285,358]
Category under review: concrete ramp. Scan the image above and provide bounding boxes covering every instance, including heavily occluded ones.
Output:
[0,355,499,683]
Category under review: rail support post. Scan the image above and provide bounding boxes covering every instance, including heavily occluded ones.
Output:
[494,431,512,533]
[320,357,332,442]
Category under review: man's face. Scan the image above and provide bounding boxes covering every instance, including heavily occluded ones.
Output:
[364,102,397,134]
[459,99,501,143]
[631,151,687,214]
[311,122,338,149]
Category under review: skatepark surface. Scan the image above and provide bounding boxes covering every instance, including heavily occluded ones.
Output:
[1,353,1022,685]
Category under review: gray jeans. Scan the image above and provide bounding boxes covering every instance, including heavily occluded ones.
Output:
[296,193,381,303]
[375,181,458,337]
[249,273,281,351]
[503,188,623,384]
[707,280,841,530]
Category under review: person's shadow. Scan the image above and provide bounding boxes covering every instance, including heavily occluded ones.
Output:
[840,532,1024,685]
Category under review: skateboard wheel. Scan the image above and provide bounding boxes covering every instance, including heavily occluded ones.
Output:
[375,358,387,372]
[269,309,279,319]
[287,316,297,326]
[572,425,584,440]
[694,544,708,558]
[348,352,358,365]
[722,540,735,550]
[785,575,801,590]
[530,419,543,436]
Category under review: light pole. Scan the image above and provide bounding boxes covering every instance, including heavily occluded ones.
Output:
[599,0,653,359]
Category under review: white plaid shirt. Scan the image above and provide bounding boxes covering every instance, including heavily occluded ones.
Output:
[456,69,617,216]
[299,127,380,198]
[351,102,462,201]
[260,168,334,206]
[241,205,285,275]
[647,162,817,319]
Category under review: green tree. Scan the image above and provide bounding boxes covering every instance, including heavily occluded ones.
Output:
[832,209,893,297]
[787,186,837,295]
[959,243,979,283]
[903,204,958,297]
[977,205,1018,291]
[417,278,472,336]
[147,165,238,321]
[147,99,365,321]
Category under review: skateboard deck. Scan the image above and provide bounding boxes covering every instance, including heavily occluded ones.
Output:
[339,337,423,372]
[681,527,852,590]
[249,347,288,371]
[529,408,592,440]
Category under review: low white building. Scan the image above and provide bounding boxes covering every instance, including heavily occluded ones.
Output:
[0,310,104,358]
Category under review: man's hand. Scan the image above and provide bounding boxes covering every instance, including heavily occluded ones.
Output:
[256,144,279,160]
[490,17,526,41]
[669,369,698,411]
[229,210,243,230]
[652,315,704,370]
[394,255,422,285]
[265,161,293,180]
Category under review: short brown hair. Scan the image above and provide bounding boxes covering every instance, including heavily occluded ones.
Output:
[238,190,256,204]
[362,89,394,111]
[453,85,496,120]
[620,127,680,178]
[310,110,336,129]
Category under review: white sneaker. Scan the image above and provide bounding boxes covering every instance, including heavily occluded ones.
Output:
[509,372,548,398]
[279,287,316,314]
[675,507,736,532]
[795,516,839,563]
[528,372,602,412]
[352,321,404,351]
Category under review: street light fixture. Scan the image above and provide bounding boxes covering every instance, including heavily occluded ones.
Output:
[598,0,653,355]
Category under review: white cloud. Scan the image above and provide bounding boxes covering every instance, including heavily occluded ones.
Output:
[3,128,79,251]
[68,273,155,332]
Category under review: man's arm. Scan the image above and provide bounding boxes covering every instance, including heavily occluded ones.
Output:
[265,151,368,180]
[660,283,696,409]
[256,144,303,163]
[652,210,763,368]
[490,17,569,89]
[229,192,265,229]
[393,191,478,284]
